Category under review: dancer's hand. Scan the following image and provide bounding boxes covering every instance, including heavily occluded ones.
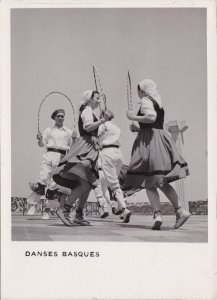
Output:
[126,110,135,120]
[72,130,78,141]
[37,132,44,147]
[36,132,43,141]
[130,123,139,132]
[99,93,106,101]
[103,110,114,121]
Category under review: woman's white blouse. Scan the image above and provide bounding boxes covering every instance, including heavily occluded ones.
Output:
[81,106,94,129]
[140,97,157,116]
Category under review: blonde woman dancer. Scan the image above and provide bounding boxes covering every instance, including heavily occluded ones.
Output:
[124,79,191,230]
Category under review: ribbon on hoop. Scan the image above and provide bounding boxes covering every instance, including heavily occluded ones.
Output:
[92,65,107,111]
[37,91,77,142]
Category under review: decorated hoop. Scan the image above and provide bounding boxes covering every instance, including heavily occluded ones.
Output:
[37,91,76,135]
[92,65,107,111]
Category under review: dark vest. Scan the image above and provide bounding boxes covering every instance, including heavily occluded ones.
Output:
[138,96,164,129]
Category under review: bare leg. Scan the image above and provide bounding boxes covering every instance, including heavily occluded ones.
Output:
[56,193,72,226]
[65,178,91,226]
[66,178,90,206]
[73,187,91,226]
[146,188,162,230]
[146,188,161,212]
[77,188,91,211]
[59,194,68,208]
[159,182,191,229]
[159,182,181,209]
[56,178,90,226]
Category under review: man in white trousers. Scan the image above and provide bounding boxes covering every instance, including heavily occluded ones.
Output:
[27,109,74,219]
[94,117,132,223]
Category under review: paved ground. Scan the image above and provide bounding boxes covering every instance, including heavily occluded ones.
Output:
[11,212,208,242]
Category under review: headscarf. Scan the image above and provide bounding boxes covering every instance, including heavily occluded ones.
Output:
[138,79,162,107]
[80,90,93,106]
[51,109,65,120]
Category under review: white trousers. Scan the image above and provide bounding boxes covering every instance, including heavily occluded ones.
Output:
[38,152,62,190]
[94,148,126,210]
[94,170,112,212]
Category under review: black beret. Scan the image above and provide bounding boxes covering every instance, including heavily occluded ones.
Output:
[51,109,65,120]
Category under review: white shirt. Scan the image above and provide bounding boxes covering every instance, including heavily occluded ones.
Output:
[140,97,157,116]
[81,106,95,130]
[98,121,121,147]
[42,125,72,150]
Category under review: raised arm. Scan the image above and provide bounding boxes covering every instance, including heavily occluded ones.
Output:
[83,110,114,132]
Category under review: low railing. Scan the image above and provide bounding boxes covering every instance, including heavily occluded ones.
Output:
[11,197,208,216]
[11,197,100,216]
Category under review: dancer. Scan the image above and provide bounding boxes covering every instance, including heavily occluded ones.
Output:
[124,79,191,230]
[27,109,73,219]
[52,90,113,226]
[94,116,132,223]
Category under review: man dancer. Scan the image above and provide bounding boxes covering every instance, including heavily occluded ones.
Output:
[27,109,74,219]
[94,116,132,223]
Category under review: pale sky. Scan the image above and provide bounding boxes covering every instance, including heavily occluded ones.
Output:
[11,8,207,202]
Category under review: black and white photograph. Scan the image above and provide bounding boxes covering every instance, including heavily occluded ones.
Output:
[10,5,209,242]
[1,0,217,299]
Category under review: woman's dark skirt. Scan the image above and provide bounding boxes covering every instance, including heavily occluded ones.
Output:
[123,128,189,195]
[52,135,99,189]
